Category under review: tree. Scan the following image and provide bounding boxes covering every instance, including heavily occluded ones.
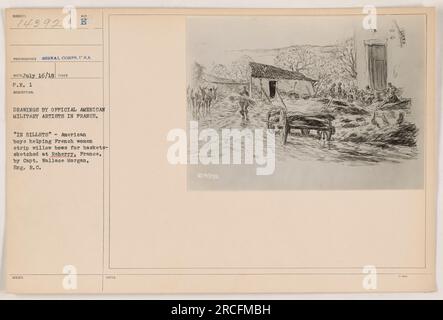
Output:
[308,57,342,96]
[274,46,315,73]
[210,63,230,79]
[229,55,253,81]
[311,72,329,97]
[334,38,357,79]
[192,62,205,85]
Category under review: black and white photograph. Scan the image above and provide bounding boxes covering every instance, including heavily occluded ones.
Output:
[187,15,426,190]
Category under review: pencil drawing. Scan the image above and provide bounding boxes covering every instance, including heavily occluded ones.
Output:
[187,16,424,167]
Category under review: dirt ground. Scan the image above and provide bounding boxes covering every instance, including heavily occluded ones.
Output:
[190,92,419,166]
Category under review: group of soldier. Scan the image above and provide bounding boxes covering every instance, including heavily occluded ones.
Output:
[325,82,400,106]
[188,85,218,118]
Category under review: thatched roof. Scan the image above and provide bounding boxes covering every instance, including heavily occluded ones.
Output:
[249,62,316,82]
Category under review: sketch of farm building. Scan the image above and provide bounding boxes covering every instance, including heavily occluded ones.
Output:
[204,18,417,98]
[245,20,413,97]
[248,62,316,99]
[187,16,423,165]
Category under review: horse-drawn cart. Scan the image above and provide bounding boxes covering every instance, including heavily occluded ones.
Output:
[267,107,335,144]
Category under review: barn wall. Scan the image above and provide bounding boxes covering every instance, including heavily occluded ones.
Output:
[251,78,269,98]
[252,78,314,98]
[278,80,313,96]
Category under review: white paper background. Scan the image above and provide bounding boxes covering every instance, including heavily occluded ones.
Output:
[0,0,441,300]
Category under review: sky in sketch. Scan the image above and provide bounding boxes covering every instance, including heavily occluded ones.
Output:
[187,16,359,67]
